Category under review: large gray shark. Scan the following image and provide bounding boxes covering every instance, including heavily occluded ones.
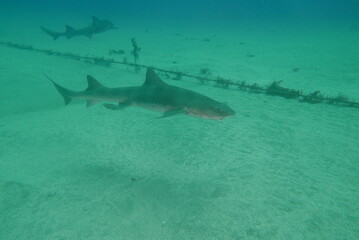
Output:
[41,16,116,40]
[48,68,235,120]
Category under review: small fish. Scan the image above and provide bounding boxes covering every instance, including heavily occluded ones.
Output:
[109,50,126,55]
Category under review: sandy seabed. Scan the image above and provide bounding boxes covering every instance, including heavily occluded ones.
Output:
[0,16,358,240]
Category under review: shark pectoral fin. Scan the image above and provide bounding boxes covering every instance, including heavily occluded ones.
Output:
[103,103,118,110]
[103,102,130,111]
[158,109,184,119]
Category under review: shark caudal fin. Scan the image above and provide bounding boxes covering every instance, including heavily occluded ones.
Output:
[40,26,61,40]
[44,74,73,105]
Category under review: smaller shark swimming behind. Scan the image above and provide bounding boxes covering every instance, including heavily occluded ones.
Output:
[47,68,235,120]
[41,16,116,40]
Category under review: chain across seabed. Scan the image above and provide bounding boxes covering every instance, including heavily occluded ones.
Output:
[0,40,358,109]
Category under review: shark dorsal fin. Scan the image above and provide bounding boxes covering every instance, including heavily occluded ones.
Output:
[92,16,101,25]
[65,25,75,32]
[86,75,104,91]
[144,68,166,86]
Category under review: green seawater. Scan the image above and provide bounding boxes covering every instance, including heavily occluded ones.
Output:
[0,1,358,239]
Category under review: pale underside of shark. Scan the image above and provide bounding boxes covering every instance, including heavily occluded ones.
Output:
[41,16,116,40]
[48,68,235,120]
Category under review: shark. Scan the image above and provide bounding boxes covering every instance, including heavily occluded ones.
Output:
[47,68,235,120]
[41,16,116,40]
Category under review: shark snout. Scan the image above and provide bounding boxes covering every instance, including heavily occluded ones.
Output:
[219,109,235,120]
[196,103,235,120]
[226,107,236,117]
[218,103,236,117]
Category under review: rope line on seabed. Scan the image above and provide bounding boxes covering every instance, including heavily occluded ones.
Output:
[1,40,358,109]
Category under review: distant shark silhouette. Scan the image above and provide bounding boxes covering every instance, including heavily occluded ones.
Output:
[41,16,116,40]
[47,68,235,120]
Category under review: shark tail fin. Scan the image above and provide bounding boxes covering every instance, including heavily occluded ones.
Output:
[44,74,73,105]
[40,26,60,40]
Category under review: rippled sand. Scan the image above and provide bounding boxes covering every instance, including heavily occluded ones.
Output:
[0,17,358,240]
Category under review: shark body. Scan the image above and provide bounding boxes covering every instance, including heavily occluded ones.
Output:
[41,16,115,40]
[49,68,235,120]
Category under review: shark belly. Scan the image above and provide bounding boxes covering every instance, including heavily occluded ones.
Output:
[132,101,177,112]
